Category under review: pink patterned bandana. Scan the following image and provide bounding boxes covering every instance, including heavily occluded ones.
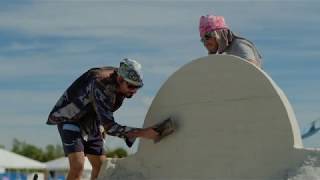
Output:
[199,15,229,38]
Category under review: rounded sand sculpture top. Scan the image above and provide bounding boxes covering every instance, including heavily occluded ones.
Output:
[100,55,304,180]
[144,54,301,149]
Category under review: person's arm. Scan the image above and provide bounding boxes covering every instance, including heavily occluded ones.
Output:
[90,80,138,146]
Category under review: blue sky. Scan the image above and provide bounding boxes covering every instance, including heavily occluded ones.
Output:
[0,1,319,152]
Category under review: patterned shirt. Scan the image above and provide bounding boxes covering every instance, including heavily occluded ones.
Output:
[47,67,136,146]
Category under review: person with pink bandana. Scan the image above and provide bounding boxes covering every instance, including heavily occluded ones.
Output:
[199,14,262,68]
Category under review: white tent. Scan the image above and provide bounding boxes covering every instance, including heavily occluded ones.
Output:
[45,157,92,170]
[0,148,45,169]
[45,157,92,180]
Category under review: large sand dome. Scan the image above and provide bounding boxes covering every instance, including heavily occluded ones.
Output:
[98,55,319,180]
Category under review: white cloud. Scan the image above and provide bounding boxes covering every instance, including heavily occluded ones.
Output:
[0,2,192,39]
[0,114,46,126]
[0,55,69,78]
[0,90,59,105]
[1,1,314,40]
[1,1,318,78]
[0,90,60,126]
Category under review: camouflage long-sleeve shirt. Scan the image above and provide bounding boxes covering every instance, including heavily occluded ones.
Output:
[47,67,136,146]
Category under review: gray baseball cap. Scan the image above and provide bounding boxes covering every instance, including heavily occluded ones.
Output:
[118,58,144,87]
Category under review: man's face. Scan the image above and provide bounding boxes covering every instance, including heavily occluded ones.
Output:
[201,32,218,54]
[118,79,140,98]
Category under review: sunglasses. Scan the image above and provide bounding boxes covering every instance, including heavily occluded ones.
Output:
[200,32,215,43]
[125,81,142,90]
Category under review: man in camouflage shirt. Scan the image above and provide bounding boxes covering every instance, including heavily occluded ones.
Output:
[47,58,160,180]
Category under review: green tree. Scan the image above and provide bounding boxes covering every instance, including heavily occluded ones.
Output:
[42,144,64,162]
[106,148,128,158]
[0,144,5,149]
[11,138,44,161]
[11,138,64,162]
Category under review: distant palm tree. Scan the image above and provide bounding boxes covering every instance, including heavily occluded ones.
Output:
[301,118,320,139]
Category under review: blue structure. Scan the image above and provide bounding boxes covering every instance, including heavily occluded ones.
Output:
[0,172,27,180]
[302,119,320,139]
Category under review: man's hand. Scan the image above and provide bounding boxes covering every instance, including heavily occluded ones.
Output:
[126,128,159,140]
[248,59,262,68]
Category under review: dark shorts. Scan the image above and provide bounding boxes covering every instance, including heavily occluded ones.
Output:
[57,122,104,156]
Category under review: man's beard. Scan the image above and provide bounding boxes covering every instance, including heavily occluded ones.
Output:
[126,94,133,98]
[118,91,134,98]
